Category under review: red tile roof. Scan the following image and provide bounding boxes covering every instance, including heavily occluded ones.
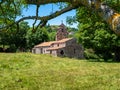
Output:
[34,41,55,47]
[57,38,72,43]
[34,38,73,47]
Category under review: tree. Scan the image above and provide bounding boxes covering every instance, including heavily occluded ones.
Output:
[0,30,10,49]
[45,25,57,41]
[0,0,23,29]
[0,21,30,52]
[75,6,120,61]
[26,27,49,49]
[0,0,120,35]
[12,22,30,50]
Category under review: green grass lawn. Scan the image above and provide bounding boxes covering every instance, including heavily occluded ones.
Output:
[0,53,120,90]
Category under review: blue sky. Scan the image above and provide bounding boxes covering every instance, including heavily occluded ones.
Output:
[18,4,77,28]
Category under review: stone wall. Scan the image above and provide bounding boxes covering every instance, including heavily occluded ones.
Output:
[65,44,84,59]
[56,24,68,41]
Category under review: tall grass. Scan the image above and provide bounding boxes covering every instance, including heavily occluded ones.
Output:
[0,53,120,90]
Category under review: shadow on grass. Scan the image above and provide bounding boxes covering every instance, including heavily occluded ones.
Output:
[86,59,120,63]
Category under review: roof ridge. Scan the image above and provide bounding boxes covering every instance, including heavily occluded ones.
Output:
[34,38,74,47]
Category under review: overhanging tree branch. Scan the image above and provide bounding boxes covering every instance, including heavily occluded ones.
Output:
[17,5,77,23]
[1,0,120,35]
[26,0,73,5]
[0,5,77,30]
[32,5,40,31]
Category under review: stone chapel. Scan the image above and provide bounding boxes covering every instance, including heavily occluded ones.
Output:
[32,23,84,59]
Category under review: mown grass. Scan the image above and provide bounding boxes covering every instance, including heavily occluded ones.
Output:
[0,53,120,90]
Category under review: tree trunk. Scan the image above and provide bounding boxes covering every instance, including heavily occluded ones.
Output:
[114,46,120,62]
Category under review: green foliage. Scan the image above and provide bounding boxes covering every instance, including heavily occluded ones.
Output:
[0,53,120,90]
[46,25,57,41]
[105,0,120,12]
[0,21,30,51]
[66,16,77,25]
[0,0,25,29]
[76,6,120,61]
[84,49,100,59]
[13,22,30,48]
[26,27,49,49]
[48,32,56,41]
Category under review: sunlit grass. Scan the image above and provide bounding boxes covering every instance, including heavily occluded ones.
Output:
[0,53,120,90]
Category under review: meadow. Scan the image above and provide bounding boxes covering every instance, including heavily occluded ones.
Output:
[0,53,120,90]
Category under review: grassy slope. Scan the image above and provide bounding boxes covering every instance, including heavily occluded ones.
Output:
[0,53,120,90]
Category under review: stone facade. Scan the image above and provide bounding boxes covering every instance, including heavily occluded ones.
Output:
[56,23,68,41]
[32,23,84,59]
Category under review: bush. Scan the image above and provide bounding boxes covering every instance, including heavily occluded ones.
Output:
[6,45,17,52]
[84,49,100,59]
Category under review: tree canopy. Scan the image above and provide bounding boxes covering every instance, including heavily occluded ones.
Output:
[0,0,120,35]
[75,6,120,61]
